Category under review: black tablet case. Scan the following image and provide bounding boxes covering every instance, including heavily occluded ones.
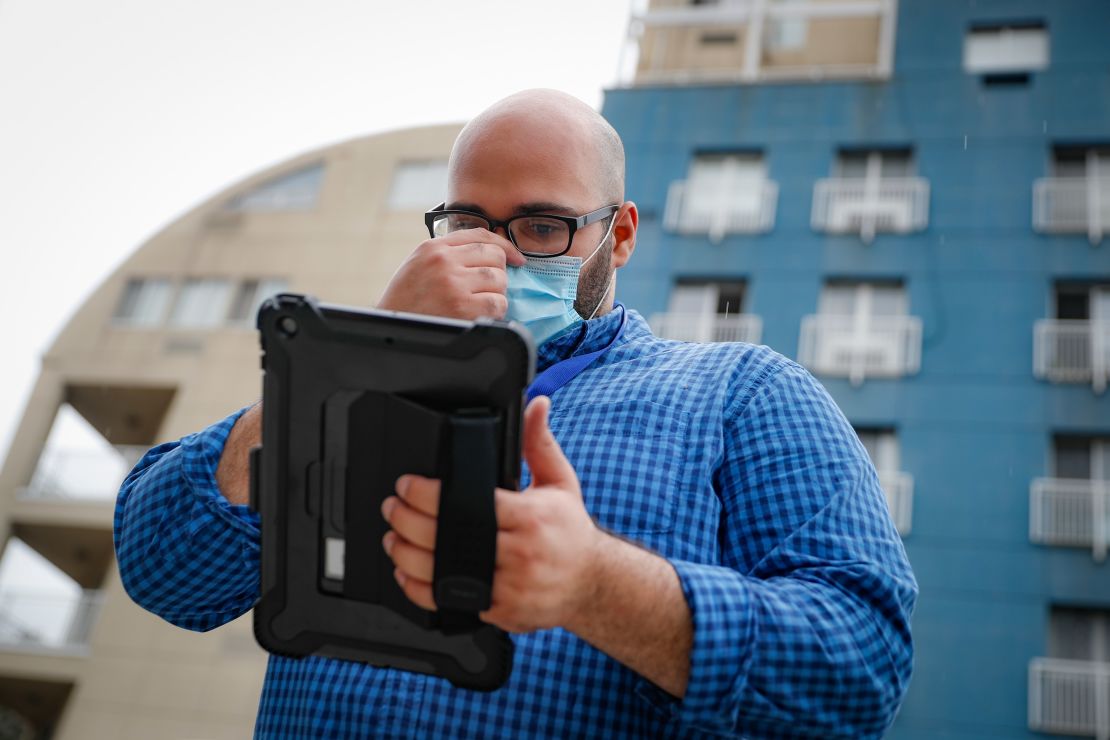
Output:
[251,294,534,691]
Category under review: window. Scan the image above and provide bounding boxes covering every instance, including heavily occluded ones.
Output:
[227,279,289,324]
[1055,284,1110,322]
[799,281,922,384]
[168,279,233,328]
[112,279,171,327]
[226,162,325,212]
[819,281,907,318]
[652,280,761,344]
[964,22,1049,74]
[813,149,928,241]
[857,428,901,473]
[764,0,807,52]
[1048,607,1110,663]
[387,160,449,210]
[1054,436,1110,482]
[855,427,913,534]
[666,152,776,241]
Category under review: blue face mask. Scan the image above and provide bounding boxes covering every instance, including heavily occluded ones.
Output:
[505,217,617,346]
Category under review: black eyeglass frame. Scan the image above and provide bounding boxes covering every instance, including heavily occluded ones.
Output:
[424,203,621,258]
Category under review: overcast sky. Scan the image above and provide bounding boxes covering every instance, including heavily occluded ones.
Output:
[0,0,636,465]
[0,0,636,597]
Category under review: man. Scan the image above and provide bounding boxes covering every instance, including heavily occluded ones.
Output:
[115,89,917,738]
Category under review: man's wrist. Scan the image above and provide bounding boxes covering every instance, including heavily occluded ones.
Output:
[562,528,620,635]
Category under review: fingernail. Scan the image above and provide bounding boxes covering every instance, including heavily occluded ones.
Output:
[395,476,409,497]
[394,568,406,586]
[382,531,395,555]
[381,496,396,520]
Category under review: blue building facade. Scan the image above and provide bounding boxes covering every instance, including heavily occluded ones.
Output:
[603,1,1110,737]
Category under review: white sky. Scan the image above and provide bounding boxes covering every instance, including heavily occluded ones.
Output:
[0,0,634,594]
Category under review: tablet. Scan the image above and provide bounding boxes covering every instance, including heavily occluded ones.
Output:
[251,293,534,691]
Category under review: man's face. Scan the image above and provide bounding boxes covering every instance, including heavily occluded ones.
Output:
[446,119,616,318]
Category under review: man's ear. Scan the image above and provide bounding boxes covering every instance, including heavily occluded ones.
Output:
[611,202,638,269]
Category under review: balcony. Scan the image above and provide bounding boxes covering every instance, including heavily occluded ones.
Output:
[625,0,896,86]
[1030,478,1110,562]
[878,470,913,535]
[798,314,923,385]
[1033,320,1110,394]
[664,179,778,242]
[0,589,103,655]
[1029,658,1110,739]
[18,447,142,502]
[650,313,763,344]
[1033,177,1110,245]
[811,177,930,243]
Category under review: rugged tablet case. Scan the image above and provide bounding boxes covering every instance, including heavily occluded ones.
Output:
[251,293,534,691]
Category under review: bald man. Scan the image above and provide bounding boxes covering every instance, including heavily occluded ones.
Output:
[116,90,917,738]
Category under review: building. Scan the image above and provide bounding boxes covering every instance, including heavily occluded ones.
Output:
[603,0,1110,737]
[0,123,462,739]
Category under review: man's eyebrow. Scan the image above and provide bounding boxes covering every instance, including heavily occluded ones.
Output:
[513,202,576,216]
[445,201,488,215]
[444,202,578,217]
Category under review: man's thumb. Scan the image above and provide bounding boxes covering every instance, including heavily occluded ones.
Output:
[522,396,575,488]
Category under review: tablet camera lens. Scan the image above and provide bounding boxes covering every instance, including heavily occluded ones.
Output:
[278,316,298,337]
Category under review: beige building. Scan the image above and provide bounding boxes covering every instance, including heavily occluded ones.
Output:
[0,123,462,740]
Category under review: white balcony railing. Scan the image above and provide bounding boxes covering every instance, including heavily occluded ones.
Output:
[18,447,143,501]
[878,470,913,535]
[1030,478,1110,562]
[1029,658,1110,740]
[0,590,103,654]
[1033,177,1110,245]
[650,313,763,344]
[1033,320,1110,394]
[664,180,779,243]
[811,177,930,243]
[798,314,923,385]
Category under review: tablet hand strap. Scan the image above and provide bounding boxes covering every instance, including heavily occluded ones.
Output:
[434,413,499,617]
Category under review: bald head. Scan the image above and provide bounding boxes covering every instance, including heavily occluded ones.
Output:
[448,89,625,206]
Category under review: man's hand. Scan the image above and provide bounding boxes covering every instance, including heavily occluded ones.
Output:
[377,228,525,321]
[215,401,261,505]
[381,396,607,632]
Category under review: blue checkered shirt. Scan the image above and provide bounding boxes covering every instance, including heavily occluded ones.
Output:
[115,307,917,738]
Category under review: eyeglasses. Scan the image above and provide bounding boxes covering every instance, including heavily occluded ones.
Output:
[424,203,620,258]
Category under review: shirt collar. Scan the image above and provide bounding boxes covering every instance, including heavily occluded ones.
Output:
[534,304,647,372]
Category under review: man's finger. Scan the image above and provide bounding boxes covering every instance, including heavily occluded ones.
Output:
[436,229,524,266]
[394,569,436,611]
[394,475,441,517]
[383,531,435,583]
[521,396,576,488]
[493,490,531,532]
[458,241,509,269]
[381,495,438,549]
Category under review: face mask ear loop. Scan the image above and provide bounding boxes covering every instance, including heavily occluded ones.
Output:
[580,212,619,270]
[587,272,617,321]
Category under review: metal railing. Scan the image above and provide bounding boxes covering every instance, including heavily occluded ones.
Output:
[1033,320,1110,394]
[1029,658,1110,740]
[798,314,923,385]
[649,313,763,344]
[0,590,103,653]
[811,177,930,243]
[1033,176,1110,245]
[664,180,779,242]
[1030,478,1110,562]
[878,470,913,535]
[18,447,144,501]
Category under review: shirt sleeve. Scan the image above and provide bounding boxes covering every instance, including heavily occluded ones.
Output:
[647,361,918,738]
[113,406,261,632]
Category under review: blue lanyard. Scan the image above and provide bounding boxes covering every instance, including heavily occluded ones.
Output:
[526,304,628,403]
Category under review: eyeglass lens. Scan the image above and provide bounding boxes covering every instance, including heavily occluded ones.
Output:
[431,213,571,255]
